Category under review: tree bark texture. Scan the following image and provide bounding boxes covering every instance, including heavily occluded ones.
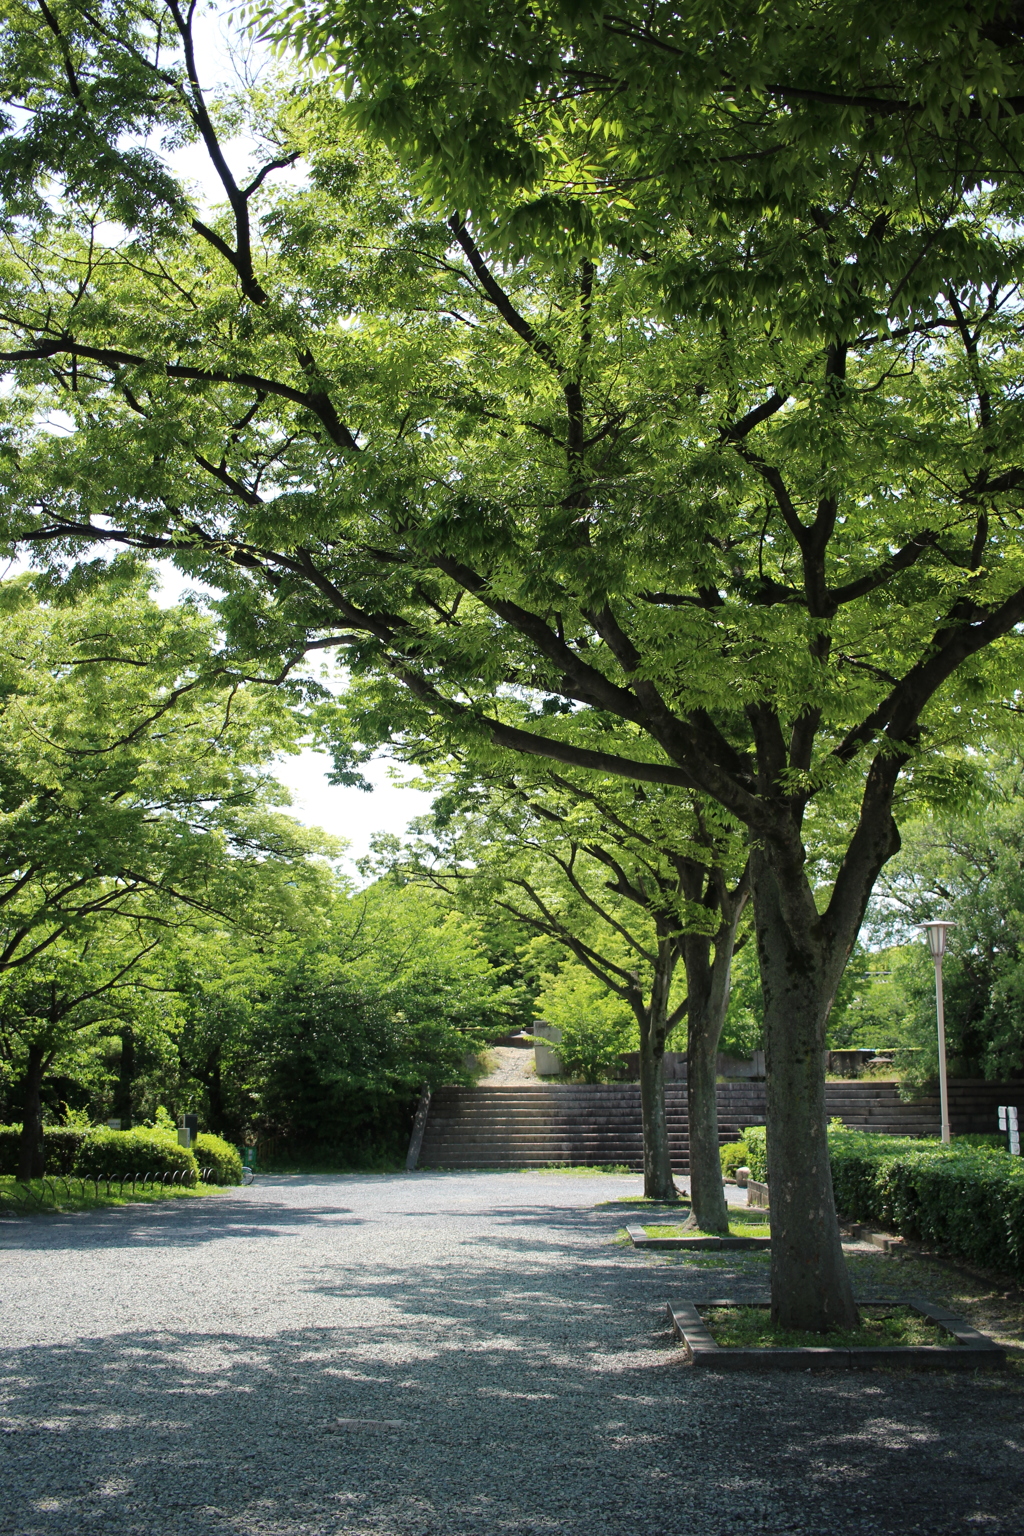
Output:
[751,846,859,1332]
[17,1043,46,1182]
[637,1014,677,1200]
[681,869,749,1233]
[683,970,730,1234]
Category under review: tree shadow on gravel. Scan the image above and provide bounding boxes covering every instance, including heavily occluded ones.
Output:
[0,1189,635,1256]
[0,1199,366,1252]
[3,1308,1023,1536]
[4,1187,1024,1535]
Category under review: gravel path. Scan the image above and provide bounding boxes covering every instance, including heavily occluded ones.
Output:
[2,1171,1022,1536]
[474,1046,540,1086]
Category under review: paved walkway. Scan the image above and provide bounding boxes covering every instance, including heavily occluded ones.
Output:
[2,1172,1022,1535]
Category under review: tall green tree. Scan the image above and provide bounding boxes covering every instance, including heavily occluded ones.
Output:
[1,928,166,1176]
[0,571,333,1171]
[377,762,748,1218]
[4,1,1024,1326]
[248,880,524,1161]
[262,0,1024,257]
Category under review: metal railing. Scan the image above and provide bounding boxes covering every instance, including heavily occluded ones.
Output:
[0,1165,234,1215]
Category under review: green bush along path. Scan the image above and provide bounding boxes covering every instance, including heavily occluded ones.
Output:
[735,1124,1024,1280]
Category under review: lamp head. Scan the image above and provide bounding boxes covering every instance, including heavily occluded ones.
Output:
[920,920,955,959]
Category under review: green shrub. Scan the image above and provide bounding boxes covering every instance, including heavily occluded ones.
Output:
[0,1125,23,1175]
[829,1131,1024,1280]
[719,1140,750,1180]
[741,1125,768,1182]
[45,1128,90,1173]
[0,1125,90,1175]
[193,1133,243,1185]
[74,1129,199,1181]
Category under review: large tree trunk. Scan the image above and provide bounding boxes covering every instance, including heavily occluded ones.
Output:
[751,846,858,1332]
[684,977,730,1234]
[17,1043,46,1182]
[683,883,748,1233]
[112,1026,134,1129]
[636,955,679,1201]
[637,1021,676,1199]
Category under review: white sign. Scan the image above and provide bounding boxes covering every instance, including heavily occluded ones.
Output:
[998,1105,1020,1155]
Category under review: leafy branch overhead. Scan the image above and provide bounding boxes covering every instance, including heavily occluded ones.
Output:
[6,0,1024,1326]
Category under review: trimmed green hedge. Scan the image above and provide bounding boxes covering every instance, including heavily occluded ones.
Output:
[741,1124,1024,1280]
[74,1129,199,1180]
[719,1140,750,1180]
[828,1131,1024,1279]
[0,1126,90,1175]
[193,1133,243,1185]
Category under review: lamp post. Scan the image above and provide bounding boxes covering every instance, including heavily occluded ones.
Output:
[920,921,955,1145]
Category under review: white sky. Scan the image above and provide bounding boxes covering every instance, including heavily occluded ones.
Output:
[275,748,434,874]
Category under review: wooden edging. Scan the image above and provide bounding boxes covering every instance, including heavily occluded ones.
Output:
[627,1223,770,1251]
[667,1298,1006,1371]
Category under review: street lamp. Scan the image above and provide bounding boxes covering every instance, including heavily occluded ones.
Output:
[920,921,956,1145]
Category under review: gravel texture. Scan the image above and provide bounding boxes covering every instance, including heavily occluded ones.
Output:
[2,1170,1023,1536]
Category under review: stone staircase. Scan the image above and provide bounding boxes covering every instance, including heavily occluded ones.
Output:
[419,1084,753,1171]
[416,1079,1024,1171]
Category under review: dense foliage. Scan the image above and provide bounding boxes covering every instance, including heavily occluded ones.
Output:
[718,1140,750,1182]
[855,763,1024,1081]
[6,0,1024,1323]
[9,881,525,1163]
[193,1132,243,1185]
[0,571,334,1174]
[533,963,638,1084]
[829,1132,1024,1281]
[0,1124,86,1174]
[74,1128,199,1179]
[741,1127,769,1185]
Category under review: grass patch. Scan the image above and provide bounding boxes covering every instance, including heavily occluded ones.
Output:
[595,1195,685,1208]
[529,1163,635,1175]
[645,1216,771,1239]
[0,1175,226,1216]
[840,1242,1024,1373]
[701,1303,948,1350]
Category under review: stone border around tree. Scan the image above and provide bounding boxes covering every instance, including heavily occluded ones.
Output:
[627,1223,770,1250]
[667,1298,1006,1370]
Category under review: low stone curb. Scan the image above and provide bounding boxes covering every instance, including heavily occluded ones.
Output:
[844,1222,909,1255]
[627,1223,770,1251]
[668,1297,1006,1371]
